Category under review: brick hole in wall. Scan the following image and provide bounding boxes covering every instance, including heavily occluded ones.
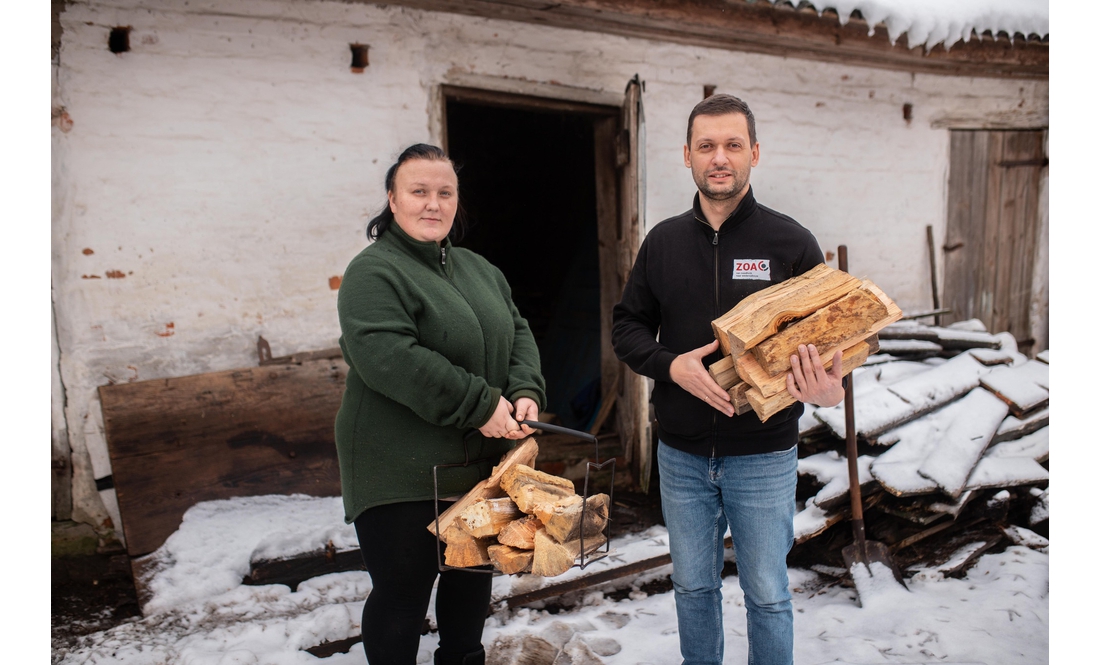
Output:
[109,27,131,53]
[349,43,368,73]
[445,98,605,432]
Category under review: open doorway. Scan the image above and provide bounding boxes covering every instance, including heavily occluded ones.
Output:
[445,97,603,430]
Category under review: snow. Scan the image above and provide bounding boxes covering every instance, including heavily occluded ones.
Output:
[54,490,1049,665]
[775,0,1049,51]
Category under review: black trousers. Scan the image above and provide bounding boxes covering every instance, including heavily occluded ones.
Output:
[354,500,492,665]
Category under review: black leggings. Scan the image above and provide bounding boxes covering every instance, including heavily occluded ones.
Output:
[354,500,493,665]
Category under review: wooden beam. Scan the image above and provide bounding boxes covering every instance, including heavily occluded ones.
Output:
[361,0,1047,79]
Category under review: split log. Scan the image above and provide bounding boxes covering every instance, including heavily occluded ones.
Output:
[497,515,542,550]
[487,544,534,575]
[531,527,608,577]
[442,523,492,568]
[728,382,753,415]
[740,333,879,400]
[458,497,524,538]
[500,464,576,513]
[745,339,874,423]
[427,438,538,538]
[532,493,610,543]
[710,264,863,357]
[749,287,888,376]
[708,355,739,391]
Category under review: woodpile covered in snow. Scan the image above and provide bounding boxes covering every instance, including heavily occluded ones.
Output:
[790,319,1049,578]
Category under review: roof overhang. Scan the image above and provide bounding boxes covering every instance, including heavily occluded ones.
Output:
[358,0,1047,80]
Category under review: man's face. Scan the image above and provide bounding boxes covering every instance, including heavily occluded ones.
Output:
[684,112,760,204]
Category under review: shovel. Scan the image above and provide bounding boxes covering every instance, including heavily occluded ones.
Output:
[836,245,906,593]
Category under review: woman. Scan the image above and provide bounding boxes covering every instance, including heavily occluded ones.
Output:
[335,143,546,665]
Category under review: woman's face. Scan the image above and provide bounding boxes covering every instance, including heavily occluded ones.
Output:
[388,158,458,244]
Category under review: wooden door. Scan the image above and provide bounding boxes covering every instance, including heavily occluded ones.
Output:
[943,130,1047,353]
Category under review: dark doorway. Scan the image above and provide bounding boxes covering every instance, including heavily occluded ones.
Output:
[446,100,601,429]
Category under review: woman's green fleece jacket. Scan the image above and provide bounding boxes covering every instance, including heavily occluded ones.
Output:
[335,223,546,524]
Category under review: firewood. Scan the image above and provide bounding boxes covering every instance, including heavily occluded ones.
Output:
[441,523,492,568]
[750,287,888,376]
[710,264,862,357]
[708,355,739,391]
[531,527,608,577]
[501,464,576,513]
[497,515,542,550]
[427,437,538,538]
[745,340,874,422]
[532,493,610,543]
[487,544,534,574]
[728,381,753,415]
[458,497,525,538]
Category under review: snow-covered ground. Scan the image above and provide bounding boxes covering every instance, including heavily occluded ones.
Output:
[51,493,1049,665]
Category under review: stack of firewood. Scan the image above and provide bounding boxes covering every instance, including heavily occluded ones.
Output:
[427,438,609,577]
[707,264,903,421]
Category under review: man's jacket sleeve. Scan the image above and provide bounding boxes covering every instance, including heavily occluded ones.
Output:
[611,237,678,383]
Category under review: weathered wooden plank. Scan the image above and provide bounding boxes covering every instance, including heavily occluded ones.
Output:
[979,359,1049,417]
[243,547,364,590]
[427,438,539,538]
[917,388,1010,498]
[992,408,1049,444]
[750,287,887,375]
[711,264,862,357]
[99,358,348,556]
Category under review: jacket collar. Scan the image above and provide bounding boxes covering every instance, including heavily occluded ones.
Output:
[383,222,455,277]
[692,186,758,235]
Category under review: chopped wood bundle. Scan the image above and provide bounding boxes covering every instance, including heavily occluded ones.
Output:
[708,265,902,422]
[427,455,611,577]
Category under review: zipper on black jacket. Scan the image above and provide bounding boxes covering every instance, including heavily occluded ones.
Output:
[711,229,720,459]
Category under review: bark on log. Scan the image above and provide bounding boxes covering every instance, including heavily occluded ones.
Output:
[487,544,534,575]
[458,497,524,538]
[427,438,539,538]
[531,528,608,577]
[497,515,542,550]
[745,340,874,422]
[750,287,888,376]
[532,493,610,543]
[501,464,576,513]
[710,264,862,357]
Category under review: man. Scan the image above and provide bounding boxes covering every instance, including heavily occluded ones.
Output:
[611,94,845,665]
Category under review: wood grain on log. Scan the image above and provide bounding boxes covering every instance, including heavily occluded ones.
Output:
[487,544,534,574]
[532,493,610,543]
[729,381,753,415]
[442,524,493,568]
[531,528,608,577]
[501,464,576,513]
[458,497,524,538]
[711,264,862,357]
[708,355,739,391]
[750,287,887,375]
[497,515,542,550]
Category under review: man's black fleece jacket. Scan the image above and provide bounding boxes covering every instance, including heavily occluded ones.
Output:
[611,187,825,458]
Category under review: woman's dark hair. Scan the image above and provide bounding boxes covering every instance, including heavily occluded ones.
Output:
[365,143,467,242]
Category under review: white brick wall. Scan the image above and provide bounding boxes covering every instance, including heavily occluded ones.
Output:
[52,0,1048,530]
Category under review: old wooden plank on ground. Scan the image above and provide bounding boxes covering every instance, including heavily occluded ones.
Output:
[979,359,1049,417]
[99,357,348,556]
[917,388,1010,498]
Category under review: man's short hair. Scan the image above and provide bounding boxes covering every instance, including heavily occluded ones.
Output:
[686,94,757,147]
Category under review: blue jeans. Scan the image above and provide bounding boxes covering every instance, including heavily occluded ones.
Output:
[658,441,797,665]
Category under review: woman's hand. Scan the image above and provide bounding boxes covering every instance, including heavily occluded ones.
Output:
[510,397,540,438]
[478,396,522,439]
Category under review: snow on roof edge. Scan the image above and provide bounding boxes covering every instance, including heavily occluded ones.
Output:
[766,0,1049,51]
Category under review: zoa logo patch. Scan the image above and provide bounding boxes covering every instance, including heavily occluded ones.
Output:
[733,259,770,280]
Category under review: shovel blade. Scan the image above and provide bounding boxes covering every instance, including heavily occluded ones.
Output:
[842,540,907,589]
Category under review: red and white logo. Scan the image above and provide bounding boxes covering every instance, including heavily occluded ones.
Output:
[732,259,771,280]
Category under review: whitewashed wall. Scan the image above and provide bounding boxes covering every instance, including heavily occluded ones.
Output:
[53,0,1049,533]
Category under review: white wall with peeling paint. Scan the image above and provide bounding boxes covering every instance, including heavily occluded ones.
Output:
[52,0,1048,533]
